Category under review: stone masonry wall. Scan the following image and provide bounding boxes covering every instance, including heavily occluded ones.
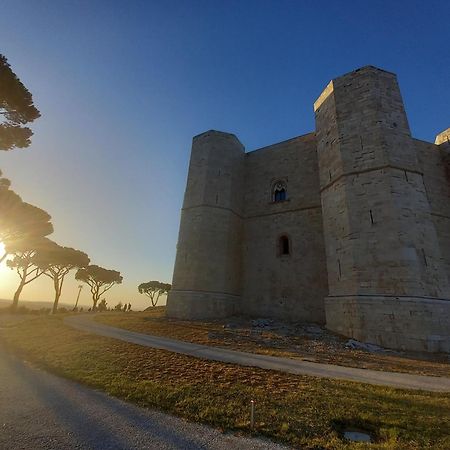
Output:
[315,66,450,299]
[417,138,450,286]
[315,66,450,352]
[241,134,327,323]
[167,65,450,352]
[167,131,245,319]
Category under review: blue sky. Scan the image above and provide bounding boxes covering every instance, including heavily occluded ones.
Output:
[0,0,449,308]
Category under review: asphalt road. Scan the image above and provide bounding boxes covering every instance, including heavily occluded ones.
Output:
[66,314,450,392]
[0,345,287,450]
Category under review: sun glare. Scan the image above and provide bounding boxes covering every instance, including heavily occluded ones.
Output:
[0,242,9,275]
[0,242,5,262]
[0,242,17,299]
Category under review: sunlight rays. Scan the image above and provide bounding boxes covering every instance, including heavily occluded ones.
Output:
[0,242,15,292]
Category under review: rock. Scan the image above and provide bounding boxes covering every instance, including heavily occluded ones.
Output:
[277,327,293,337]
[250,329,263,336]
[343,430,372,443]
[345,339,384,353]
[251,318,274,328]
[304,324,324,335]
[207,331,224,339]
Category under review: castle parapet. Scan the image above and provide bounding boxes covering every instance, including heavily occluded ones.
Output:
[435,128,450,147]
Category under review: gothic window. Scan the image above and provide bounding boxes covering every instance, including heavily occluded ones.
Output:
[272,180,287,202]
[279,235,290,256]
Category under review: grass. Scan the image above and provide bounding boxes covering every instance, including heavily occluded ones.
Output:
[1,314,450,449]
[95,308,450,377]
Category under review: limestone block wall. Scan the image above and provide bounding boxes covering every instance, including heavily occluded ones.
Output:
[315,66,450,352]
[242,134,327,322]
[315,66,449,299]
[325,296,450,353]
[417,139,450,286]
[166,131,245,319]
[435,128,450,146]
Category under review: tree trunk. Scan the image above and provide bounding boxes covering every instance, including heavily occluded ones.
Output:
[52,278,61,314]
[92,297,99,312]
[11,279,26,312]
[73,286,82,311]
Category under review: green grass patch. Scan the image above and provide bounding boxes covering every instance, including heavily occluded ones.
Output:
[1,315,450,449]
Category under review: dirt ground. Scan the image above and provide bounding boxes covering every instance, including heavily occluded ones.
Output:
[0,313,33,328]
[96,308,450,377]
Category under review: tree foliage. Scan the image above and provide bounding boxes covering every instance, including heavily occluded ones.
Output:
[114,301,124,311]
[97,298,108,312]
[0,170,53,263]
[0,200,53,249]
[75,265,123,311]
[6,237,53,310]
[138,280,171,307]
[34,242,90,314]
[0,54,41,151]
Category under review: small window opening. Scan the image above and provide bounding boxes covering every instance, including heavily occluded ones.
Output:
[279,236,290,256]
[272,181,287,203]
[274,188,286,202]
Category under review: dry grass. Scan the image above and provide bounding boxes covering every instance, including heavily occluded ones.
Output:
[96,308,450,377]
[1,314,450,449]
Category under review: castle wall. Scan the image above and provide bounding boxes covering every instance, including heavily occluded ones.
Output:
[241,134,327,322]
[315,66,450,352]
[417,139,450,286]
[167,66,450,352]
[166,131,245,319]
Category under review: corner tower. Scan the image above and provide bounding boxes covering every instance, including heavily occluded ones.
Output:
[315,66,450,352]
[166,130,245,319]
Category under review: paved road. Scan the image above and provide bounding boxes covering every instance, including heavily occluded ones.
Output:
[66,315,450,392]
[0,345,286,450]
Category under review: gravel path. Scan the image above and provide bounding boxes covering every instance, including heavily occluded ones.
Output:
[66,315,450,392]
[0,345,286,450]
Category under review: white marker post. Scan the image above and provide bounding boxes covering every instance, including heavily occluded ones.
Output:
[250,400,255,429]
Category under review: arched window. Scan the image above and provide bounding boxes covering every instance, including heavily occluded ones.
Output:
[272,180,287,203]
[279,235,290,256]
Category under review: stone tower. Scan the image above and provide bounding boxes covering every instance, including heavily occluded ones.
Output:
[166,131,245,319]
[314,66,450,351]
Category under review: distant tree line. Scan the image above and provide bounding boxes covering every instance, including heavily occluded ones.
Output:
[0,54,123,313]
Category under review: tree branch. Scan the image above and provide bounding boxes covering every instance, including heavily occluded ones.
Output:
[98,282,116,297]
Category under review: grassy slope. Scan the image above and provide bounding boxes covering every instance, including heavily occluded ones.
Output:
[95,309,450,377]
[1,315,450,449]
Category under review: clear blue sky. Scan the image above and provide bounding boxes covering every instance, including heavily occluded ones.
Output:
[0,0,449,308]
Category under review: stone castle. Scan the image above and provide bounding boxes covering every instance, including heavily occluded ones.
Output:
[166,66,450,353]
